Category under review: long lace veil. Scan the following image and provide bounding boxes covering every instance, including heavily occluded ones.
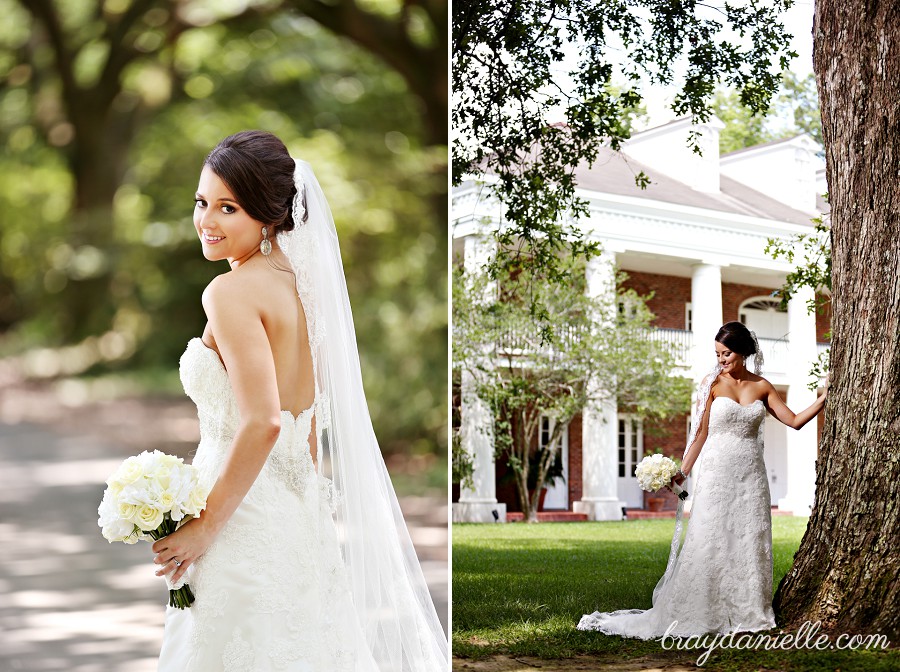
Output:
[277,160,448,670]
[651,362,722,604]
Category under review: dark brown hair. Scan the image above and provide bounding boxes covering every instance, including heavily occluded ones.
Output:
[715,321,757,357]
[204,131,297,233]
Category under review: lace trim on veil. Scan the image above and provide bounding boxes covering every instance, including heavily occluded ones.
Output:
[652,363,722,604]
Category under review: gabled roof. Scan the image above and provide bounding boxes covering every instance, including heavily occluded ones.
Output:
[720,133,821,160]
[574,145,819,226]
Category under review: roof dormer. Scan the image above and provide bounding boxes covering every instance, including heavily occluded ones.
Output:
[719,135,824,214]
[622,115,725,194]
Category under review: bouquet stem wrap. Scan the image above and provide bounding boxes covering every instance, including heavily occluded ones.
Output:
[150,516,196,609]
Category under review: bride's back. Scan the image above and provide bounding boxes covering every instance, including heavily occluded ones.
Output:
[243,255,316,418]
[203,253,316,419]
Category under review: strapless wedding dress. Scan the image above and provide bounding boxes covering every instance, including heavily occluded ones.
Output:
[158,338,379,671]
[578,396,776,638]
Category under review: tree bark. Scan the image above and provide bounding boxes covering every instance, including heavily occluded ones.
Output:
[773,0,900,640]
[288,0,447,147]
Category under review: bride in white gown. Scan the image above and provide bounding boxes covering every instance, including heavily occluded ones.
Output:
[150,131,447,670]
[578,321,827,639]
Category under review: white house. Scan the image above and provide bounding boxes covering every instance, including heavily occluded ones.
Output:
[452,116,829,523]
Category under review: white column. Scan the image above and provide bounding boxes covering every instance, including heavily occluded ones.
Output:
[573,251,625,520]
[684,264,723,493]
[778,285,819,516]
[452,234,506,523]
[690,264,723,380]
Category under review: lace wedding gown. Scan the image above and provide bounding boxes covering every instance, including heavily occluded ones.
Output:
[578,396,776,638]
[157,337,379,671]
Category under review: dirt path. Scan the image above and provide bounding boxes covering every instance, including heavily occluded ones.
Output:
[453,655,700,671]
[0,379,447,671]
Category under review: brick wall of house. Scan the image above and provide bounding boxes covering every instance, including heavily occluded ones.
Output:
[494,455,520,512]
[722,281,781,323]
[815,297,832,342]
[643,413,690,460]
[568,414,583,505]
[620,271,692,329]
[641,413,690,511]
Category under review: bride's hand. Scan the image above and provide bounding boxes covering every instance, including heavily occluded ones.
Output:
[151,516,215,585]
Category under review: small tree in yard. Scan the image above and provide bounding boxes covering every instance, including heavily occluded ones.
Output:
[453,248,691,523]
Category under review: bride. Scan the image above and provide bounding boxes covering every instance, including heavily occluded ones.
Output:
[578,321,827,639]
[150,131,447,670]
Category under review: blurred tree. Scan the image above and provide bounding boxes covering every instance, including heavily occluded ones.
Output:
[713,87,775,154]
[774,72,822,148]
[714,72,823,154]
[285,0,446,146]
[0,0,447,458]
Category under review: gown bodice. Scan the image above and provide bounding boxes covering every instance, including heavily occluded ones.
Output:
[159,338,372,671]
[707,396,766,440]
[179,337,320,496]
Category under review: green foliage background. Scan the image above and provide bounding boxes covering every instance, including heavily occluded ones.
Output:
[0,1,447,460]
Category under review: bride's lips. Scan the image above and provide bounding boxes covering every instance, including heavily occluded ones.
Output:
[202,232,225,245]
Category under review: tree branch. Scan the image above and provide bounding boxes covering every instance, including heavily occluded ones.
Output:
[20,0,79,114]
[287,0,446,143]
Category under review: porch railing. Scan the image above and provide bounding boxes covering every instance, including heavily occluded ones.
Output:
[493,326,829,376]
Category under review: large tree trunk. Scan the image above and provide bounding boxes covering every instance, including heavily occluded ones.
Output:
[773,0,900,640]
[57,103,136,340]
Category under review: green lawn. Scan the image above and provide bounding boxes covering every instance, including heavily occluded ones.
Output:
[453,518,896,671]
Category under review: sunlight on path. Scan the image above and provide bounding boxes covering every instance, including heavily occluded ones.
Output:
[0,419,447,670]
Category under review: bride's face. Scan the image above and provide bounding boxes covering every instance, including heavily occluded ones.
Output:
[193,166,264,263]
[715,341,743,373]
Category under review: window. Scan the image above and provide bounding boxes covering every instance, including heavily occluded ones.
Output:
[618,419,626,477]
[685,303,693,331]
[617,416,643,478]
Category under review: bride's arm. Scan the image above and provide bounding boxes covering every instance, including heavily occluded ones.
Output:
[764,377,828,430]
[152,274,283,584]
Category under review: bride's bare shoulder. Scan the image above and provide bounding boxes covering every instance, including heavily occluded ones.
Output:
[751,375,776,392]
[201,270,264,318]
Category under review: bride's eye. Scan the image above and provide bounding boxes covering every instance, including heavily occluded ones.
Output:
[194,198,207,209]
[222,204,237,214]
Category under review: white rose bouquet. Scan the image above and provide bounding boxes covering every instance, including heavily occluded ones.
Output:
[634,453,688,501]
[97,450,209,608]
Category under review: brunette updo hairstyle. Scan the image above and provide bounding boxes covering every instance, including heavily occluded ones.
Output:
[204,130,301,232]
[715,321,757,357]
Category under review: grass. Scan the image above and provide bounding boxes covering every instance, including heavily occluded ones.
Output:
[453,518,897,671]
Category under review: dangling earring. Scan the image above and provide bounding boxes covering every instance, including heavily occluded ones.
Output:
[742,356,747,367]
[260,226,272,256]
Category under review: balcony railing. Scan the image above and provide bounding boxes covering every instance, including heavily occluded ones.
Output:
[645,328,692,367]
[755,337,790,375]
[492,326,828,377]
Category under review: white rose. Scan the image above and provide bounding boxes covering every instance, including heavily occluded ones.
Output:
[157,490,175,513]
[134,504,164,532]
[111,457,143,486]
[183,484,209,517]
[117,500,139,521]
